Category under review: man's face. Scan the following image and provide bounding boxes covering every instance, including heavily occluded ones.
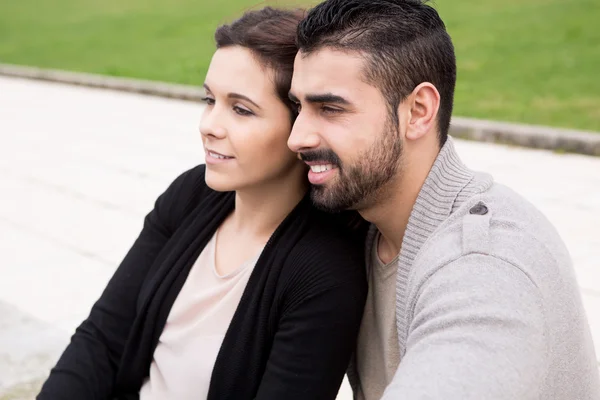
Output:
[288,48,402,212]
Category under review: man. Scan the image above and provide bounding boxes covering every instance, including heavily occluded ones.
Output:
[288,0,600,398]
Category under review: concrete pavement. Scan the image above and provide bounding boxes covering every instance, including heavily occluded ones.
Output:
[1,76,599,399]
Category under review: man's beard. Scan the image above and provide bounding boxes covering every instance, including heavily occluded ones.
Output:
[301,119,402,213]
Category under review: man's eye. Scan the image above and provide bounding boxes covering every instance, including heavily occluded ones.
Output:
[321,105,341,114]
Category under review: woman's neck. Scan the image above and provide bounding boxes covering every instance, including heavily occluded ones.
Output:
[229,167,308,240]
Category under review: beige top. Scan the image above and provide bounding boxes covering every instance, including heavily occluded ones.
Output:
[355,231,401,400]
[139,232,260,400]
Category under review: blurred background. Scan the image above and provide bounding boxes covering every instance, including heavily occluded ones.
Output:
[1,0,599,130]
[0,0,599,399]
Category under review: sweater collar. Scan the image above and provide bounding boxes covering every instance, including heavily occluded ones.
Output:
[393,137,492,351]
[406,137,476,244]
[366,138,477,268]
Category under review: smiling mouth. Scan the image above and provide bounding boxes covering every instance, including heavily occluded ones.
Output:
[207,150,233,160]
[308,164,336,173]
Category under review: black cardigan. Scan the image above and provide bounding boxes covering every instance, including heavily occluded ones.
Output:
[38,165,368,400]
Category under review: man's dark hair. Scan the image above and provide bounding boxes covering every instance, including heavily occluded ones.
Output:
[297,0,456,146]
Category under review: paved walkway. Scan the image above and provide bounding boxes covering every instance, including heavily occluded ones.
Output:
[1,76,599,399]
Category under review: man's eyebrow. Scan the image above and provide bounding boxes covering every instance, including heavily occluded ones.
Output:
[305,93,351,105]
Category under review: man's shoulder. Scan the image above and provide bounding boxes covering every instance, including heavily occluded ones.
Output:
[466,181,568,259]
[413,180,570,288]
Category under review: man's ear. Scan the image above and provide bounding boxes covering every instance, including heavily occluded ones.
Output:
[404,82,440,142]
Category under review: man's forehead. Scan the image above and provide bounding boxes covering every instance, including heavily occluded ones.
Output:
[292,48,366,96]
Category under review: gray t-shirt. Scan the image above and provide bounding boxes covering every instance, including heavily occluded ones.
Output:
[355,232,401,400]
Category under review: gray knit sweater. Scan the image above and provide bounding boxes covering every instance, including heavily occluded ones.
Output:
[358,139,600,399]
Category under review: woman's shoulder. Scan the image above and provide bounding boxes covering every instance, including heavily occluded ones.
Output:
[153,164,218,230]
[283,207,368,281]
[276,207,368,306]
[159,164,208,205]
[165,164,208,196]
[302,208,369,253]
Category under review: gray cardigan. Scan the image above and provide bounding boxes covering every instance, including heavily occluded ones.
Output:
[357,139,600,399]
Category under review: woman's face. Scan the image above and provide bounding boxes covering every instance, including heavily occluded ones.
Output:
[200,46,301,192]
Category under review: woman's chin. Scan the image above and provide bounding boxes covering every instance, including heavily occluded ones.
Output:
[204,172,237,193]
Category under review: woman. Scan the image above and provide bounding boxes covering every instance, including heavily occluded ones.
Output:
[37,7,367,400]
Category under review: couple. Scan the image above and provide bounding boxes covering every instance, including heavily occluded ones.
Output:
[38,1,599,399]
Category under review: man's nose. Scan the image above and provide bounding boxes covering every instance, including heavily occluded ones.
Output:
[288,112,321,153]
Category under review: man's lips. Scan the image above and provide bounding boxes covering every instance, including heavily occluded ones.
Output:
[302,160,339,167]
[303,160,325,166]
[307,165,337,185]
[302,160,338,185]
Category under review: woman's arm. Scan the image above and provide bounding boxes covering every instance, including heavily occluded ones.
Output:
[37,166,206,400]
[255,235,367,400]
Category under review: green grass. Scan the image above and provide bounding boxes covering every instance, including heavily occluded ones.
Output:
[0,0,599,131]
[436,0,600,131]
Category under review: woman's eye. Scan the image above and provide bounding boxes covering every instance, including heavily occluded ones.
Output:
[202,97,215,106]
[234,106,253,116]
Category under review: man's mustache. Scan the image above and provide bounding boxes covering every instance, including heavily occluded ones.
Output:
[299,149,342,167]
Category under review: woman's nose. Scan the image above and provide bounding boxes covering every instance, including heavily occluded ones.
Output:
[199,106,227,139]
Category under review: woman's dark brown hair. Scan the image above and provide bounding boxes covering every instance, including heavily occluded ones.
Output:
[214,7,305,118]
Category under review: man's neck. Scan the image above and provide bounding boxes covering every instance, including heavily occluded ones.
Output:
[360,145,440,264]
